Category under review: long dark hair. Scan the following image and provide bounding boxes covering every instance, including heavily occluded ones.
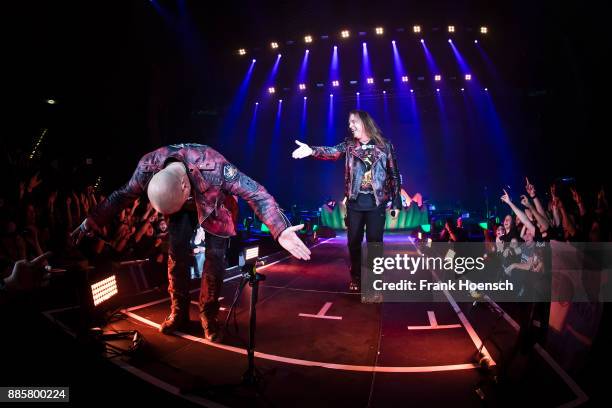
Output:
[348,109,386,146]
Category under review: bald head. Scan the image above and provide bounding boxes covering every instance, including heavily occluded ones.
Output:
[147,162,191,215]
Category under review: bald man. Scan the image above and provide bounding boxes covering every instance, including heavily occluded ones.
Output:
[72,143,310,342]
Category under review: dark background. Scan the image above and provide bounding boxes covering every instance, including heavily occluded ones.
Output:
[3,0,609,216]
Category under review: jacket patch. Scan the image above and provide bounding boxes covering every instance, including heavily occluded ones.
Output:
[223,163,239,182]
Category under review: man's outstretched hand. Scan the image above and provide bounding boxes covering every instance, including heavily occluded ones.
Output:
[292,140,313,159]
[278,224,311,260]
[70,217,102,246]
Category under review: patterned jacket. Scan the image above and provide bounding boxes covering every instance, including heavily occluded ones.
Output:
[89,143,290,239]
[311,140,402,209]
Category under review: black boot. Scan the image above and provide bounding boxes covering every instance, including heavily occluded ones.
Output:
[159,296,190,334]
[200,314,222,343]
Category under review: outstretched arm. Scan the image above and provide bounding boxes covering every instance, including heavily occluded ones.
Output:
[71,156,151,245]
[292,140,347,161]
[220,161,311,260]
[501,190,536,235]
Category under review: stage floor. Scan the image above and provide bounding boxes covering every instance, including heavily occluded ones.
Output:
[44,233,588,407]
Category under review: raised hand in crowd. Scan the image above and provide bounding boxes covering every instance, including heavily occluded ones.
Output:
[27,172,43,193]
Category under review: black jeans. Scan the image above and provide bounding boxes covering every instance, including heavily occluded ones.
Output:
[346,204,386,281]
[168,209,229,319]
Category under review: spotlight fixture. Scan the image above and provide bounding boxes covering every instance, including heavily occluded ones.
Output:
[304,35,313,43]
[91,275,118,307]
[341,30,350,38]
[268,87,275,94]
[329,94,333,97]
[271,42,278,49]
[303,96,307,100]
[375,27,384,35]
[279,99,283,103]
[255,102,259,105]
[461,88,465,91]
[356,92,360,95]
[238,49,246,55]
[401,76,409,82]
[465,74,472,80]
[434,75,441,81]
[420,39,424,43]
[46,99,56,105]
[413,25,421,33]
[474,40,479,44]
[448,39,452,43]
[484,87,488,91]
[392,40,396,44]
[383,90,386,94]
[332,80,339,87]
[436,88,440,92]
[252,59,256,63]
[299,83,306,90]
[480,26,488,34]
[367,77,374,84]
[410,89,414,93]
[448,25,455,33]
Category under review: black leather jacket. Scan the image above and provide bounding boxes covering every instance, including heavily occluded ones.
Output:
[311,140,402,209]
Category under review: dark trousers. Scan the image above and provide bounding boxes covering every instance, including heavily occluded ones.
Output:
[346,204,386,281]
[167,210,229,319]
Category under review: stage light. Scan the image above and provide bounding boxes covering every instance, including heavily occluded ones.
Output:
[367,77,374,84]
[316,83,324,88]
[436,88,440,92]
[252,59,256,63]
[392,40,396,44]
[420,39,424,43]
[268,87,275,94]
[484,87,488,91]
[271,42,278,49]
[480,26,488,34]
[434,75,441,81]
[448,25,455,33]
[333,45,337,49]
[341,30,350,38]
[46,99,56,104]
[448,39,452,43]
[255,102,259,105]
[461,88,465,91]
[383,90,386,94]
[299,83,306,90]
[245,247,258,260]
[279,99,283,103]
[410,89,414,93]
[383,78,391,83]
[356,92,360,95]
[306,49,310,53]
[304,96,307,100]
[329,93,333,97]
[332,80,339,87]
[375,27,384,35]
[91,275,118,307]
[238,49,246,55]
[413,25,421,33]
[362,42,366,47]
[304,35,313,43]
[401,76,409,82]
[465,74,472,80]
[474,39,478,44]
[349,80,358,85]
